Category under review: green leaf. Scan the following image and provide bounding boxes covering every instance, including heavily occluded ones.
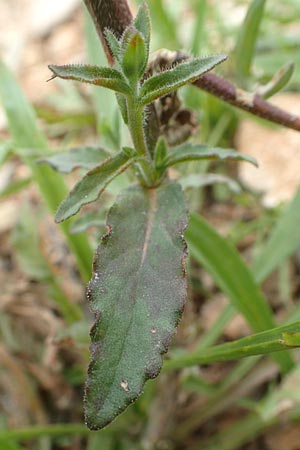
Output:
[104,29,121,63]
[179,173,241,193]
[116,93,128,124]
[235,0,266,84]
[139,54,227,105]
[154,136,168,173]
[133,2,151,53]
[55,149,135,223]
[121,28,148,83]
[85,182,188,429]
[185,213,293,372]
[256,62,294,99]
[0,440,27,450]
[39,147,111,174]
[147,0,179,49]
[48,65,131,95]
[70,210,106,234]
[164,321,300,371]
[161,143,257,169]
[252,191,300,284]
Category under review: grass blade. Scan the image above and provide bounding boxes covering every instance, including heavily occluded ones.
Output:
[252,191,300,283]
[147,0,180,49]
[164,321,300,371]
[234,0,266,85]
[0,58,92,281]
[185,213,294,372]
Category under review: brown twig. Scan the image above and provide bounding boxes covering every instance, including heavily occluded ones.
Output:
[194,73,300,132]
[83,0,132,64]
[83,0,300,133]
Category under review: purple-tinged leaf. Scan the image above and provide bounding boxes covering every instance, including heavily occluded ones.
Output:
[161,143,258,169]
[85,182,188,429]
[48,65,131,95]
[139,54,227,105]
[55,149,135,223]
[39,147,111,174]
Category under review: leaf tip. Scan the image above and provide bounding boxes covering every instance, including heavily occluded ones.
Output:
[47,65,57,82]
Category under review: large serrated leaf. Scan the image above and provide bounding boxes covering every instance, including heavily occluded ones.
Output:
[48,65,131,95]
[55,149,135,223]
[139,54,227,105]
[85,182,188,430]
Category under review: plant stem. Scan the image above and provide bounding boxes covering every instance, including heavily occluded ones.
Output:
[127,98,155,186]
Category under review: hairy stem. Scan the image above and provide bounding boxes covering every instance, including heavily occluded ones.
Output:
[127,98,155,186]
[83,0,132,64]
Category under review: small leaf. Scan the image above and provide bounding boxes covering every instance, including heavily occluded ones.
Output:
[48,65,131,95]
[139,54,227,105]
[55,149,136,223]
[104,29,121,63]
[133,2,151,53]
[154,136,168,169]
[179,173,241,193]
[39,147,111,173]
[116,93,128,124]
[121,28,148,83]
[85,182,188,429]
[162,143,257,168]
[256,62,294,99]
[70,210,106,234]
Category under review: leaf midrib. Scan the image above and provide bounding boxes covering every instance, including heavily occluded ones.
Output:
[96,188,158,410]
